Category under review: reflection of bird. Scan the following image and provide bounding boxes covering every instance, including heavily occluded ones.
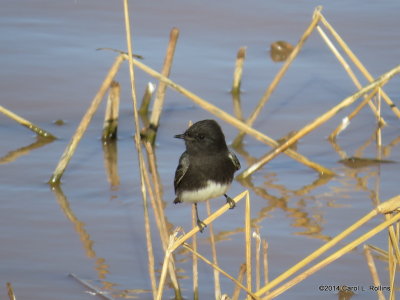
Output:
[173,120,241,232]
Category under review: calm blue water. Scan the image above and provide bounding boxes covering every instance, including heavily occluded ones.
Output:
[1,1,400,299]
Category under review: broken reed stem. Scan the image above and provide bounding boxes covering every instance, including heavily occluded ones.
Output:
[231,46,246,94]
[69,273,115,300]
[363,245,386,300]
[192,205,199,300]
[256,194,400,298]
[232,6,323,146]
[329,87,379,140]
[265,211,400,299]
[122,1,183,298]
[232,264,247,300]
[0,105,57,140]
[121,54,334,176]
[146,27,180,145]
[206,201,222,300]
[6,282,16,300]
[183,244,261,300]
[239,64,400,179]
[245,192,252,299]
[102,81,120,141]
[139,82,155,117]
[317,26,385,125]
[49,55,124,185]
[319,13,400,119]
[170,190,248,253]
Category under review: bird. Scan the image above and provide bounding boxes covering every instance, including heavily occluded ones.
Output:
[173,119,241,232]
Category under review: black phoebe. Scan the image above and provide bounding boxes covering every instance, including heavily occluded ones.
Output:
[173,119,241,232]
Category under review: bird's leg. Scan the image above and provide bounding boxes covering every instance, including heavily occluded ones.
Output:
[224,194,236,209]
[194,203,207,233]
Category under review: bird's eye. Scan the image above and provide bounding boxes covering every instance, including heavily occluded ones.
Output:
[197,134,205,140]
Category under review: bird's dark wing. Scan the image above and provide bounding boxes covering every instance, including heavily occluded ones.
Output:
[174,152,190,192]
[228,150,241,171]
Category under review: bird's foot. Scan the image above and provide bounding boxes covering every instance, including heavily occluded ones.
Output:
[173,198,181,204]
[225,194,236,209]
[197,219,207,233]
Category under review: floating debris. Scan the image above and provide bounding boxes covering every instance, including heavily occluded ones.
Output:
[270,40,294,62]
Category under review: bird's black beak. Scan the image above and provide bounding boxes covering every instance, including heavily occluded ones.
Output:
[174,134,185,139]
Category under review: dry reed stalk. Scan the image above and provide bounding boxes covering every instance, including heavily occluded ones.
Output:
[256,195,395,296]
[144,133,182,296]
[245,192,252,299]
[120,54,334,176]
[363,245,386,300]
[0,105,57,139]
[376,89,382,148]
[265,211,400,299]
[144,142,169,243]
[231,47,246,95]
[238,64,400,179]
[49,55,124,185]
[192,205,199,300]
[6,282,16,300]
[156,230,181,300]
[144,144,182,295]
[329,87,379,140]
[170,190,248,253]
[206,201,222,300]
[146,27,180,145]
[102,81,120,141]
[232,264,247,300]
[122,1,183,297]
[232,6,323,146]
[316,26,385,124]
[253,229,261,291]
[319,14,400,119]
[69,273,115,300]
[262,240,269,288]
[140,157,159,299]
[139,82,155,117]
[183,244,261,300]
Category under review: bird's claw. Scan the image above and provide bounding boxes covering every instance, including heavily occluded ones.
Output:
[197,219,207,233]
[225,196,236,209]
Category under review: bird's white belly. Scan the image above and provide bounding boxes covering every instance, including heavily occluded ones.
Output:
[180,180,229,203]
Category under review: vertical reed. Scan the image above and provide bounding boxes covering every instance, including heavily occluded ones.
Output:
[102,81,120,141]
[231,47,246,95]
[363,245,385,300]
[139,82,155,118]
[206,201,221,300]
[7,282,16,300]
[146,27,180,145]
[245,192,252,299]
[192,205,199,300]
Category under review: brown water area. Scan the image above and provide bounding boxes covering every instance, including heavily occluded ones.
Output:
[1,1,400,299]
